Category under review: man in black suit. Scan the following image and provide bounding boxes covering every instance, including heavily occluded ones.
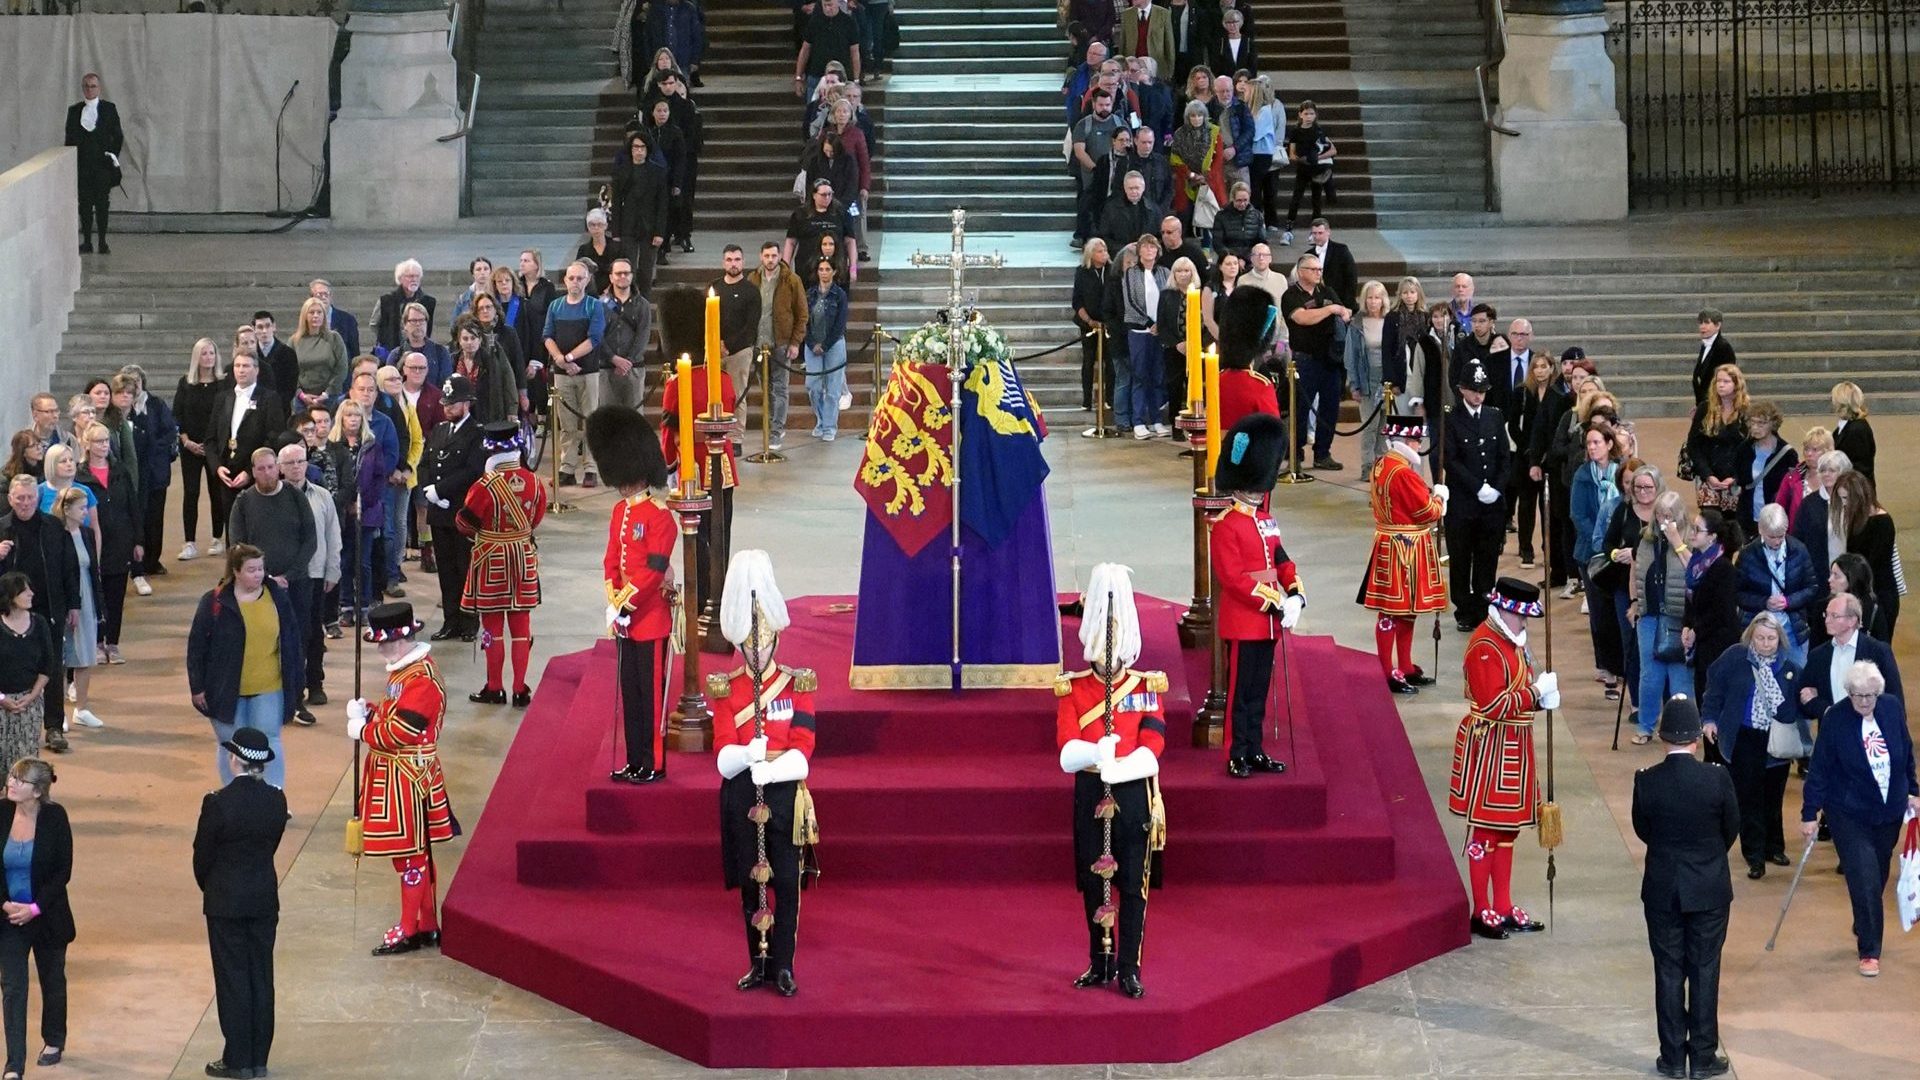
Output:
[1631,695,1737,1080]
[417,377,489,640]
[1690,309,1735,417]
[309,279,361,360]
[0,476,79,752]
[193,727,289,1080]
[1304,218,1356,310]
[1799,592,1903,721]
[250,312,301,405]
[1444,358,1509,630]
[207,355,291,539]
[63,73,122,254]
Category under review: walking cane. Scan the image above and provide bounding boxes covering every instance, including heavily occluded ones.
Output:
[346,510,365,856]
[1765,835,1820,950]
[1611,681,1627,751]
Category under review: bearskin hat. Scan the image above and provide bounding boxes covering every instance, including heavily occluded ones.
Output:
[586,405,667,491]
[655,285,707,363]
[1217,287,1278,371]
[1214,412,1286,493]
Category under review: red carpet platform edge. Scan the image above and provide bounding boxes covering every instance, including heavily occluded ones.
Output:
[442,596,1469,1068]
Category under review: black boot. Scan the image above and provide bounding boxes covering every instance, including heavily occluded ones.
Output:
[1387,673,1419,695]
[469,687,507,705]
[775,969,797,996]
[1072,964,1111,988]
[736,969,765,991]
[1249,753,1287,774]
[1117,973,1144,998]
[1226,757,1252,779]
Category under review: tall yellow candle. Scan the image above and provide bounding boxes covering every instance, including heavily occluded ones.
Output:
[1204,348,1222,485]
[705,288,722,416]
[676,354,697,494]
[1185,285,1202,410]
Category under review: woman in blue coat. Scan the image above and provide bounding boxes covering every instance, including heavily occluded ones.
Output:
[1700,612,1807,878]
[1569,423,1624,694]
[1800,659,1919,977]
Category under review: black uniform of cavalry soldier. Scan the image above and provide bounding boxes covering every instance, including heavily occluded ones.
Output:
[1632,695,1737,1080]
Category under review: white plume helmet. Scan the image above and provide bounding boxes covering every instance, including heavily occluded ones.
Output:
[719,549,790,646]
[1078,562,1142,670]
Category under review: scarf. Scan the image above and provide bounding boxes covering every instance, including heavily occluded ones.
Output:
[1171,121,1212,172]
[1685,541,1722,591]
[1747,651,1785,732]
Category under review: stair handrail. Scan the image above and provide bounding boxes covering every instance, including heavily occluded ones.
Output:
[1475,0,1519,212]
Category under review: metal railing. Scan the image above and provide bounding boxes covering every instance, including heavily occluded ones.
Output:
[1475,0,1521,212]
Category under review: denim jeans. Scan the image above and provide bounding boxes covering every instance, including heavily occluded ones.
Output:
[806,340,848,435]
[1635,615,1693,736]
[339,525,384,618]
[1126,329,1164,428]
[384,482,410,581]
[1613,587,1639,705]
[215,690,286,788]
[756,343,793,440]
[1111,331,1133,427]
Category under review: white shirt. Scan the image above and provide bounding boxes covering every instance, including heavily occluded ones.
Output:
[80,99,99,131]
[1829,630,1858,706]
[1700,333,1718,358]
[1863,713,1892,802]
[229,383,257,443]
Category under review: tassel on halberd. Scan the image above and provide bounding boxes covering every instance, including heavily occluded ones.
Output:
[1537,800,1564,849]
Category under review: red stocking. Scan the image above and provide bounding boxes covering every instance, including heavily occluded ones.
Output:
[1395,617,1417,674]
[1466,827,1499,917]
[479,612,505,690]
[508,610,533,691]
[1374,616,1398,678]
[391,855,431,939]
[1491,829,1520,916]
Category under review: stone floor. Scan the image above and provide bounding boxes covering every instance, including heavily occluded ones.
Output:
[34,221,1920,1080]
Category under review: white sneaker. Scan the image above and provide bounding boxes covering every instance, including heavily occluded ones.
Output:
[132,576,152,596]
[822,430,837,442]
[1281,229,1294,246]
[768,437,784,451]
[1151,423,1171,437]
[1580,597,1589,615]
[72,709,103,729]
[177,542,199,561]
[207,539,226,556]
[1132,424,1151,440]
[1558,583,1577,600]
[839,390,853,410]
[1081,427,1099,438]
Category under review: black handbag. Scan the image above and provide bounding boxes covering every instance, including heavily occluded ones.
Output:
[1654,617,1686,663]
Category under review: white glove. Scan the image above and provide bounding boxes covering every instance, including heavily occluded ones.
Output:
[1405,396,1423,410]
[749,760,773,786]
[423,484,449,510]
[1432,483,1450,507]
[1281,593,1305,630]
[762,750,810,784]
[1533,671,1560,711]
[747,735,769,763]
[716,743,752,779]
[1096,733,1120,765]
[604,604,623,630]
[1059,739,1101,773]
[345,698,369,740]
[1477,483,1499,505]
[1100,746,1162,784]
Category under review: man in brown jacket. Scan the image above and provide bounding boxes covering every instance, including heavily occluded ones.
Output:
[748,242,809,451]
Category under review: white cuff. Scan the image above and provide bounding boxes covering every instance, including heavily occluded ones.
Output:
[1100,746,1161,784]
[1059,740,1100,773]
[716,743,752,779]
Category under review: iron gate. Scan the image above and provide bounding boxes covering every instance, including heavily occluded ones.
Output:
[1616,0,1920,206]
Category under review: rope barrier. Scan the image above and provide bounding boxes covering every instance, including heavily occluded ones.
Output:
[1331,395,1387,438]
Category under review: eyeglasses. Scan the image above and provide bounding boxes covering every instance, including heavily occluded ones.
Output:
[1824,609,1858,621]
[404,316,427,324]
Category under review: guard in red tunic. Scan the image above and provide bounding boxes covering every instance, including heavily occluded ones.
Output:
[1447,576,1559,940]
[1056,562,1165,1000]
[347,602,459,955]
[588,406,680,784]
[1216,286,1283,432]
[457,420,548,707]
[658,287,740,615]
[1357,412,1449,695]
[1211,412,1304,779]
[707,550,817,997]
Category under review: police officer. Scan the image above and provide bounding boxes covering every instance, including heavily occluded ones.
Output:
[193,728,289,1079]
[1444,357,1509,631]
[417,376,488,641]
[1631,695,1737,1080]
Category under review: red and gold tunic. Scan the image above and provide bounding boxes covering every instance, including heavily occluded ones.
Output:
[661,369,740,490]
[1446,623,1540,829]
[1211,500,1303,642]
[457,465,547,612]
[1357,452,1447,615]
[359,648,458,858]
[604,492,678,641]
[1054,668,1169,760]
[708,665,820,889]
[1217,369,1280,434]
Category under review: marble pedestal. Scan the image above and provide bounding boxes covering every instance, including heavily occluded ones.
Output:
[1492,9,1628,222]
[332,10,464,226]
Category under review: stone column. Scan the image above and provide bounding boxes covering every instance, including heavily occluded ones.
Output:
[331,10,464,226]
[1492,0,1627,221]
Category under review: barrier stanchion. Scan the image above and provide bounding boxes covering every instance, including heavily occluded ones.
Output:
[862,326,891,442]
[1275,358,1316,486]
[1089,325,1119,439]
[745,345,786,464]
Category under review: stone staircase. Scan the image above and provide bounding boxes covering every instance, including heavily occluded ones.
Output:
[1405,255,1920,417]
[885,0,1066,233]
[1359,79,1486,224]
[1341,0,1483,71]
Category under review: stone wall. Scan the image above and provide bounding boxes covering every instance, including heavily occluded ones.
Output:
[0,148,80,433]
